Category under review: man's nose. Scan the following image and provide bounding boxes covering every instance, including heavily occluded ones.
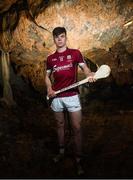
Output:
[58,37,62,41]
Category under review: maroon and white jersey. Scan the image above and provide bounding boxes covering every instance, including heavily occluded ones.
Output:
[46,48,85,97]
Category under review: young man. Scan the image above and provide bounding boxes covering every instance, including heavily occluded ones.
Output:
[45,27,95,175]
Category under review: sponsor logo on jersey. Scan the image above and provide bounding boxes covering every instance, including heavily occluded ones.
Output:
[53,63,73,72]
[52,58,57,61]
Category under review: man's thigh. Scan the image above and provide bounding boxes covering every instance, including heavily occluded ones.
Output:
[69,110,82,129]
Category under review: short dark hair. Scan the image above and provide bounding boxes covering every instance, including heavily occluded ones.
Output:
[52,27,67,37]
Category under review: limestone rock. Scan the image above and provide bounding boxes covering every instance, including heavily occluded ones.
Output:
[0,0,133,92]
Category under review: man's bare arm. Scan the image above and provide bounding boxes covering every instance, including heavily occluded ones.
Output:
[45,72,55,98]
[80,63,96,82]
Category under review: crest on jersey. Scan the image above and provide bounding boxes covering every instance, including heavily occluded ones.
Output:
[67,55,72,60]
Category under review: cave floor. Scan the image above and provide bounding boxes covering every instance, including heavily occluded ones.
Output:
[0,89,133,178]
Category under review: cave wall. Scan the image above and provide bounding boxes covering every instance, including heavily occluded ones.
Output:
[37,0,133,52]
[0,0,133,93]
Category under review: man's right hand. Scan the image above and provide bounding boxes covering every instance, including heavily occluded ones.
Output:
[47,87,56,98]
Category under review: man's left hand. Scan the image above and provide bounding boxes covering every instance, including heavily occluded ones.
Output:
[87,72,96,82]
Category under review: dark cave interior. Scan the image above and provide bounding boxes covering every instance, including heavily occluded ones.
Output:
[0,0,133,178]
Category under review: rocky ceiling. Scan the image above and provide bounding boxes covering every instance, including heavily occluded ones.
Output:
[0,0,133,93]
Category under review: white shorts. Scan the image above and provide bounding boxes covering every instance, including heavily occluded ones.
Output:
[51,95,82,112]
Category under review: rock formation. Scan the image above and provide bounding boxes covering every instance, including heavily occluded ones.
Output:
[0,0,133,102]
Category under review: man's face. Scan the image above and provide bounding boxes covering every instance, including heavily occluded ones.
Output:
[53,32,67,48]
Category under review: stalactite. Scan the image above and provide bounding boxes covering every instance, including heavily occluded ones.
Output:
[0,50,16,106]
[0,30,16,107]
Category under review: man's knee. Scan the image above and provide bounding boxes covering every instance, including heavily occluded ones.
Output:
[55,114,64,127]
[73,125,81,135]
[57,120,64,128]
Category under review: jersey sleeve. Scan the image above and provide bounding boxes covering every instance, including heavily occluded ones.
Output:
[76,50,85,67]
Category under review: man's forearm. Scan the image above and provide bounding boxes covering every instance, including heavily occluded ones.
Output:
[81,64,92,77]
[45,75,52,90]
[45,73,56,98]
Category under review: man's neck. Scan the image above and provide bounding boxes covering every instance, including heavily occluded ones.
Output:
[57,46,67,53]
